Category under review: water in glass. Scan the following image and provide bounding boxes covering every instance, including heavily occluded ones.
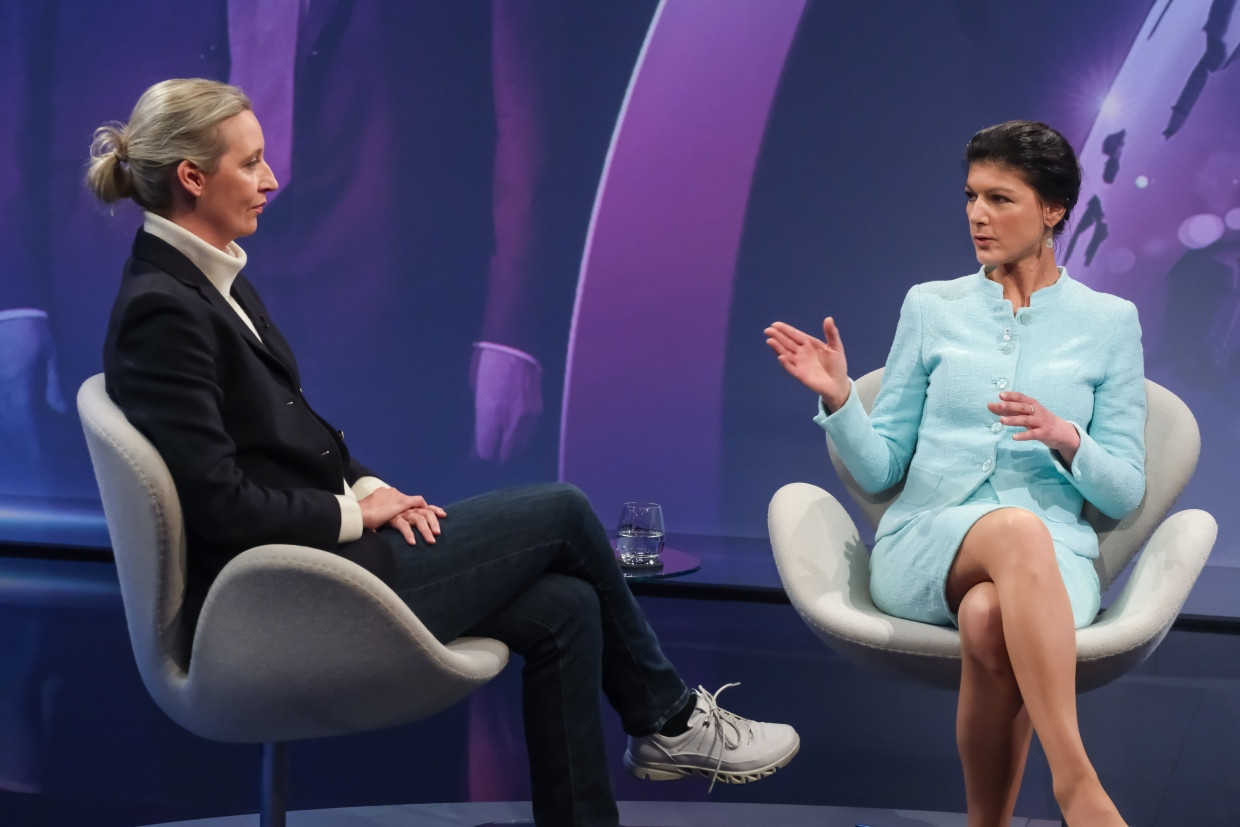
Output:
[617,501,664,568]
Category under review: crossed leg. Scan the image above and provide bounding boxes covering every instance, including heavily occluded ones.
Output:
[947,508,1125,827]
[956,581,1032,824]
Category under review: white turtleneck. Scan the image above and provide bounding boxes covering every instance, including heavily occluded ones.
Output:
[143,212,262,339]
[142,212,386,544]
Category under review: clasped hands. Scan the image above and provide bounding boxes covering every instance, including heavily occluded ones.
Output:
[764,318,1080,461]
[359,486,447,546]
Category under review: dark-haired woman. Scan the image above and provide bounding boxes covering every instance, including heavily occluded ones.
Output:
[767,121,1142,826]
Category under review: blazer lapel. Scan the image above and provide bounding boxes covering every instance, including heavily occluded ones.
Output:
[130,231,298,384]
[230,275,302,386]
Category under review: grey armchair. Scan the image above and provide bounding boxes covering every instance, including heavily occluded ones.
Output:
[77,374,509,826]
[769,368,1216,692]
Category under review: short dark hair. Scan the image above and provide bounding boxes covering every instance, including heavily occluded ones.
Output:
[965,120,1082,235]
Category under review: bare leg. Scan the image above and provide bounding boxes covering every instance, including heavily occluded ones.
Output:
[947,509,1125,826]
[957,581,1032,826]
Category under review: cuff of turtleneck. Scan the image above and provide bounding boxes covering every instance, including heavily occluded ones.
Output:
[143,212,248,296]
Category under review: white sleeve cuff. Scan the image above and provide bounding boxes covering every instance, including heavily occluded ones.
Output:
[336,494,364,543]
[351,475,389,500]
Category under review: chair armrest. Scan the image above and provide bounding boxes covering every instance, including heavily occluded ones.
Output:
[769,482,870,613]
[1078,509,1217,666]
[768,482,960,659]
[179,544,509,743]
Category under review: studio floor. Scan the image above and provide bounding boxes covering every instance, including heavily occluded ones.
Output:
[2,548,1238,826]
[141,801,1060,826]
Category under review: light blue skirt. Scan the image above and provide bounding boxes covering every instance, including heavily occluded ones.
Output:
[868,480,1101,629]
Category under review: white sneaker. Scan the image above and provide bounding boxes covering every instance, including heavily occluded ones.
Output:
[623,683,799,790]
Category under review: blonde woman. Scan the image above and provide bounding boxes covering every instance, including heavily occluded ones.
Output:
[91,78,799,827]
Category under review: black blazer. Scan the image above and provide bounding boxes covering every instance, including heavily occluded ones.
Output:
[103,230,395,629]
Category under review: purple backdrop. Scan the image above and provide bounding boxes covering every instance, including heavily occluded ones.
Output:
[0,0,1235,568]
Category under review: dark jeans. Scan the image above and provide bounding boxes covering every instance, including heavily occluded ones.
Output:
[384,482,689,827]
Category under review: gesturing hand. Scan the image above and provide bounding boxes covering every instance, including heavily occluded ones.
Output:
[765,318,850,412]
[358,487,448,546]
[988,391,1080,465]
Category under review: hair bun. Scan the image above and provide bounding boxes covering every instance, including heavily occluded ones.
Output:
[86,123,135,204]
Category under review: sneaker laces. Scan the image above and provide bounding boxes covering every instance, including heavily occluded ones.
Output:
[694,682,753,792]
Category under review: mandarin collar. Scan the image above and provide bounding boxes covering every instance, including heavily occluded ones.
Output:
[975,265,1070,307]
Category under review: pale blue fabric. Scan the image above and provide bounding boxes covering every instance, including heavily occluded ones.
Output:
[816,267,1146,626]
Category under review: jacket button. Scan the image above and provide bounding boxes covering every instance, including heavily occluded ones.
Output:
[996,377,1008,389]
[982,459,994,472]
[1018,314,1032,326]
[991,421,1003,433]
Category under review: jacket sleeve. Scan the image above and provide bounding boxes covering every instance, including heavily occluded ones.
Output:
[108,289,344,551]
[815,286,928,493]
[1053,300,1146,518]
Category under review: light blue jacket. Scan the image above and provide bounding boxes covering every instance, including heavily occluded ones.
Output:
[816,268,1146,561]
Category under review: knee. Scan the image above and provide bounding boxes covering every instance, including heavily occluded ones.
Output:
[536,482,595,521]
[557,572,601,620]
[992,507,1052,545]
[990,508,1058,577]
[957,583,1010,675]
[559,482,594,515]
[521,574,603,654]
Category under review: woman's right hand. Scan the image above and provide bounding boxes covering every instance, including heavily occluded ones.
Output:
[765,318,850,412]
[359,487,447,545]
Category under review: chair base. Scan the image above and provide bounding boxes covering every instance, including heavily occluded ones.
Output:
[261,742,287,827]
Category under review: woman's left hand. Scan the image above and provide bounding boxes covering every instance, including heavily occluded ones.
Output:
[390,500,447,546]
[988,391,1080,465]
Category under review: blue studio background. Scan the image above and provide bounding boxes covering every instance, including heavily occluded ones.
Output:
[2,1,1239,825]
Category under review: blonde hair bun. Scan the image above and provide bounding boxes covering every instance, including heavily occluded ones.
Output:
[86,123,134,204]
[84,79,251,213]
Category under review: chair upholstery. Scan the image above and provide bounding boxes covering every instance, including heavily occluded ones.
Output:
[769,368,1216,692]
[77,373,509,744]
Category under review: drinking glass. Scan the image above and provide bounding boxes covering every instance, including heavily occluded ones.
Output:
[616,501,665,569]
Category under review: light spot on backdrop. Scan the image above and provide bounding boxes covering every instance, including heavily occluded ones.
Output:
[1140,237,1169,257]
[1177,213,1225,250]
[1104,246,1136,274]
